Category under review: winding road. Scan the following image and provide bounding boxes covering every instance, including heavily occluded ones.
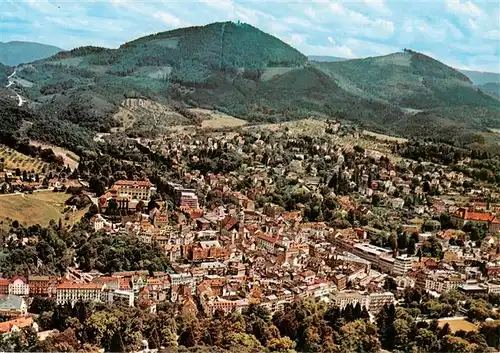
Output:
[6,70,25,107]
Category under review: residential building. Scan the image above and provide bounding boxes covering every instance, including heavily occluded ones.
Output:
[378,255,395,274]
[28,276,50,297]
[56,282,104,305]
[169,274,196,293]
[330,291,369,310]
[0,279,9,295]
[184,241,230,262]
[351,243,393,268]
[179,191,199,208]
[260,293,294,314]
[0,317,37,334]
[393,256,414,276]
[368,292,395,313]
[8,277,29,296]
[451,208,500,233]
[111,180,153,201]
[0,295,28,317]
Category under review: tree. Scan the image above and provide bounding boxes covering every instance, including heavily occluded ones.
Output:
[480,320,500,350]
[335,320,381,353]
[384,277,398,291]
[392,317,412,350]
[438,323,451,339]
[377,304,396,350]
[407,238,416,256]
[35,328,79,352]
[440,335,475,353]
[414,328,440,352]
[267,336,296,352]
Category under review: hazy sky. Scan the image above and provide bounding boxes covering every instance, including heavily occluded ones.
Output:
[2,0,499,72]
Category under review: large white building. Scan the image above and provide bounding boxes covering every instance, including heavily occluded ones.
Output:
[169,273,196,292]
[368,292,395,313]
[330,291,395,313]
[330,291,369,310]
[351,243,394,272]
[424,271,465,294]
[112,180,154,201]
[56,282,104,305]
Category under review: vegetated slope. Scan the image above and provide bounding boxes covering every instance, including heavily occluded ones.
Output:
[9,23,499,150]
[459,69,500,85]
[308,55,348,62]
[312,49,498,109]
[477,82,500,97]
[43,22,306,83]
[0,41,63,66]
[12,21,307,146]
[0,63,13,86]
[0,90,95,153]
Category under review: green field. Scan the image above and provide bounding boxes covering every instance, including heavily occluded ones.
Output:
[438,318,478,333]
[0,192,83,227]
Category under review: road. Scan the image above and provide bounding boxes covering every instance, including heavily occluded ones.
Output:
[6,70,25,107]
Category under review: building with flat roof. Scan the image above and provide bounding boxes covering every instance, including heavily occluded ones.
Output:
[393,256,415,276]
[351,243,393,269]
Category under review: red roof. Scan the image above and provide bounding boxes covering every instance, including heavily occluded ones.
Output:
[256,232,279,244]
[0,318,33,333]
[454,209,499,223]
[114,180,152,188]
[57,282,103,290]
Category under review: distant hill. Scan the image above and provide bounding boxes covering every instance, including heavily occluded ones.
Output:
[312,50,497,109]
[3,22,498,152]
[308,55,348,62]
[458,69,500,85]
[0,41,64,66]
[477,82,500,97]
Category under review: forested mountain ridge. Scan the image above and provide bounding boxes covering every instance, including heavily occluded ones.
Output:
[1,22,498,153]
[311,49,498,109]
[0,41,63,66]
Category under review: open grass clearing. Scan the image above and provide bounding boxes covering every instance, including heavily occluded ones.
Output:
[0,191,84,227]
[437,318,478,333]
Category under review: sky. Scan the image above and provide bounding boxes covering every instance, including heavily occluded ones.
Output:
[1,0,499,73]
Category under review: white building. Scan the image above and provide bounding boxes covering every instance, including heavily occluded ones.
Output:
[56,282,104,305]
[368,292,395,313]
[112,180,153,201]
[330,291,369,310]
[169,273,196,293]
[393,256,414,276]
[8,278,29,296]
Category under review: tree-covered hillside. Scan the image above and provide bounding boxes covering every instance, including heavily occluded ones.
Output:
[42,22,306,84]
[0,41,63,66]
[312,49,498,110]
[3,22,498,152]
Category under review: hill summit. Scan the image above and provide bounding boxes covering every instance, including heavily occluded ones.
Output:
[1,22,498,152]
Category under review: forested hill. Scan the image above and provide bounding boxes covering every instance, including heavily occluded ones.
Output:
[3,21,499,153]
[459,69,500,86]
[46,22,307,83]
[0,41,63,66]
[311,49,498,110]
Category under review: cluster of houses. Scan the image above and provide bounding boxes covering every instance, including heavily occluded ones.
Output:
[75,126,500,321]
[2,122,500,335]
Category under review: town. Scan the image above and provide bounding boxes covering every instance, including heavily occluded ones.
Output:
[0,119,499,352]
